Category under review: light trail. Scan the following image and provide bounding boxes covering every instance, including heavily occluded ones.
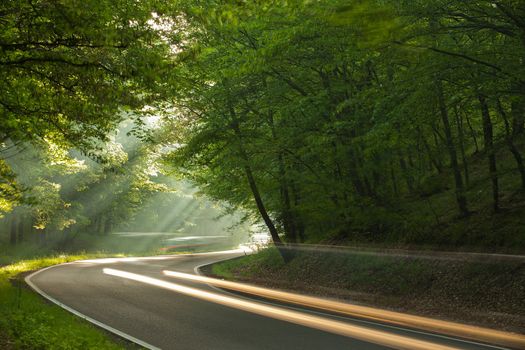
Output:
[283,244,525,262]
[103,268,458,350]
[163,270,525,349]
[76,249,244,265]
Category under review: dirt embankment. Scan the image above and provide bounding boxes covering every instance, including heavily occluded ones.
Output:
[207,248,525,334]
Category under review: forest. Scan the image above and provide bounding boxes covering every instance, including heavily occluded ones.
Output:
[1,0,525,257]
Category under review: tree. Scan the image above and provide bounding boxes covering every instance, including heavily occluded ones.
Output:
[0,0,173,214]
[159,0,525,256]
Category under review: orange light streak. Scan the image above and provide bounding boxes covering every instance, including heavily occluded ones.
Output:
[103,268,461,350]
[163,270,525,349]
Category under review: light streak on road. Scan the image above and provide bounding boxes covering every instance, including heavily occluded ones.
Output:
[103,268,459,350]
[77,250,244,265]
[163,270,525,349]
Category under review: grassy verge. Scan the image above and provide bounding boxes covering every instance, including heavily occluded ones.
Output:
[210,248,525,334]
[0,254,136,350]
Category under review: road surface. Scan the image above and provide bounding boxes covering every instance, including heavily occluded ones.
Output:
[26,250,513,350]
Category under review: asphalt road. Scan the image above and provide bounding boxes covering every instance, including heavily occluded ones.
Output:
[26,251,510,350]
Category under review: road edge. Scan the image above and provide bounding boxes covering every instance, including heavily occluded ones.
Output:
[192,256,515,350]
[25,262,161,350]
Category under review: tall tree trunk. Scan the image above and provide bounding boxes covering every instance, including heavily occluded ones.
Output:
[278,159,296,243]
[228,103,288,260]
[478,94,499,212]
[390,161,399,195]
[431,128,446,170]
[268,112,297,243]
[497,99,525,190]
[319,69,357,203]
[30,216,37,242]
[104,218,112,236]
[347,147,367,197]
[98,215,106,235]
[91,216,99,235]
[398,151,413,193]
[9,215,18,245]
[240,143,286,252]
[372,169,380,191]
[511,90,524,135]
[420,131,442,173]
[465,113,480,153]
[408,151,415,169]
[437,80,469,216]
[356,147,375,197]
[363,175,374,197]
[290,181,306,243]
[17,215,24,243]
[454,106,470,186]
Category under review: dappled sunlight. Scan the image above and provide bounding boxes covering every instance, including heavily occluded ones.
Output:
[1,0,524,348]
[103,268,459,350]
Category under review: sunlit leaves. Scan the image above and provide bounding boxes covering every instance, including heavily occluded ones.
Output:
[0,0,178,216]
[0,160,22,217]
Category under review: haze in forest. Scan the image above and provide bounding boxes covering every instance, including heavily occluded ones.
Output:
[1,0,524,261]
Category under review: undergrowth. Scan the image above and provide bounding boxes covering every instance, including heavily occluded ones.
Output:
[0,254,129,350]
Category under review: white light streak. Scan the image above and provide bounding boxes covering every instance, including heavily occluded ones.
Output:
[162,270,525,349]
[103,268,458,350]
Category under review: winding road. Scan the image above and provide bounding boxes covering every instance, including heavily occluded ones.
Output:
[26,250,518,350]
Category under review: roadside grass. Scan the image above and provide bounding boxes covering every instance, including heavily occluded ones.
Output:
[212,248,285,280]
[0,238,225,350]
[211,247,525,334]
[0,254,134,350]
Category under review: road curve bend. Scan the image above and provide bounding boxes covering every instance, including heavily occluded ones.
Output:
[26,251,516,350]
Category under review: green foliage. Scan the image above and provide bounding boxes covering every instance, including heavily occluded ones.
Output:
[415,175,450,198]
[161,0,525,250]
[0,0,166,147]
[0,255,126,349]
[0,0,175,216]
[0,159,22,217]
[3,0,525,252]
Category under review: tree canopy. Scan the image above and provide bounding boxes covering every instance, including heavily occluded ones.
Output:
[0,0,173,213]
[158,0,525,256]
[1,0,525,257]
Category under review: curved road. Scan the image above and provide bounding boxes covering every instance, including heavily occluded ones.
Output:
[26,251,512,350]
